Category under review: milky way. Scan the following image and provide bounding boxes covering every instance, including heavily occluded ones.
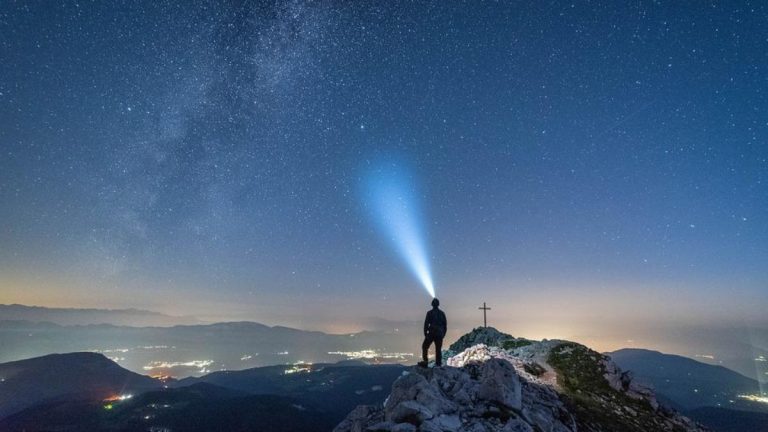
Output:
[0,2,766,338]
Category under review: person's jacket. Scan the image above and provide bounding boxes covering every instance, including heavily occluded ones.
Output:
[424,308,447,338]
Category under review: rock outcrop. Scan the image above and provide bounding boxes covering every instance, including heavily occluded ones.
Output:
[448,327,517,353]
[334,328,709,432]
[334,354,572,432]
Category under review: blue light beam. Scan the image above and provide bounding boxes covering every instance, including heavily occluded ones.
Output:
[364,161,435,298]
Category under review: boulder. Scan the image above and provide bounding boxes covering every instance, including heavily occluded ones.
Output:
[333,405,384,432]
[384,371,456,418]
[433,414,462,431]
[390,423,417,432]
[477,358,523,410]
[388,400,433,425]
[502,418,534,432]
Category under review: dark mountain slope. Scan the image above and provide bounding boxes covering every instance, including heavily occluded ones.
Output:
[180,362,407,419]
[609,348,762,411]
[0,382,335,432]
[0,352,161,418]
[685,407,768,432]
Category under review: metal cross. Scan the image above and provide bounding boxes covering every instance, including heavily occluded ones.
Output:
[479,302,491,328]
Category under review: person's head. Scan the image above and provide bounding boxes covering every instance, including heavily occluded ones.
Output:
[431,298,440,308]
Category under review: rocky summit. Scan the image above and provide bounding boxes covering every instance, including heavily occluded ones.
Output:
[334,328,708,432]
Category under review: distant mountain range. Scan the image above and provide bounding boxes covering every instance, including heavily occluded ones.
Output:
[0,353,403,431]
[0,319,419,375]
[3,303,765,382]
[2,305,767,431]
[608,348,765,411]
[609,348,768,432]
[2,332,768,431]
[0,304,202,327]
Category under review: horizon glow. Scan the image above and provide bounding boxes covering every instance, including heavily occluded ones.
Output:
[365,161,435,298]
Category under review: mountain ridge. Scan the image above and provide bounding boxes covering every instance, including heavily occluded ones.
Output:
[0,303,202,327]
[608,348,758,385]
[0,352,163,418]
[0,318,419,373]
[607,347,765,413]
[0,352,398,431]
[335,327,710,432]
[2,328,763,431]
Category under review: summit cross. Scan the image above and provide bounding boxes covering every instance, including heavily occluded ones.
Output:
[478,302,491,328]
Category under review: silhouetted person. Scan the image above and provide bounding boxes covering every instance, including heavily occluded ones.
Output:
[419,298,447,367]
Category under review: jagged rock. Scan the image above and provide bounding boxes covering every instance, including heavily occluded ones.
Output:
[384,371,457,419]
[602,357,659,410]
[446,343,492,366]
[366,422,396,432]
[502,418,534,432]
[336,334,709,432]
[448,327,514,352]
[388,400,434,425]
[433,414,462,431]
[458,424,490,432]
[333,405,384,432]
[418,421,444,432]
[475,359,522,410]
[337,349,574,432]
[390,423,417,432]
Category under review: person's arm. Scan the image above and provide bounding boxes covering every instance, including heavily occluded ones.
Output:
[443,311,447,333]
[424,312,430,335]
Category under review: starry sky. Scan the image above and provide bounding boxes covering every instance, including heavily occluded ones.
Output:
[1,1,766,350]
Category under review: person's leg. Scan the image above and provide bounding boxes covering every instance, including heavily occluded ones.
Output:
[435,337,443,366]
[421,334,432,364]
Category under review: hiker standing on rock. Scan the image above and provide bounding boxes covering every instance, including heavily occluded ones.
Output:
[419,298,447,367]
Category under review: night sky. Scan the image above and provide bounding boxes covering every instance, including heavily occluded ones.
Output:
[1,1,766,350]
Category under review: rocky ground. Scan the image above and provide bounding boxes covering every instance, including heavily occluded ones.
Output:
[334,327,709,432]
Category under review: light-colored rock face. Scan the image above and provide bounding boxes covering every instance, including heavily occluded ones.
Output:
[600,357,659,409]
[447,344,557,388]
[334,346,576,432]
[384,370,458,418]
[474,359,522,411]
[335,327,709,432]
[334,405,386,432]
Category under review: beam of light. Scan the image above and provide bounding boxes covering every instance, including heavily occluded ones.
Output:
[364,160,435,298]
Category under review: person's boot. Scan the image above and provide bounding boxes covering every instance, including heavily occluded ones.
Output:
[417,361,428,368]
